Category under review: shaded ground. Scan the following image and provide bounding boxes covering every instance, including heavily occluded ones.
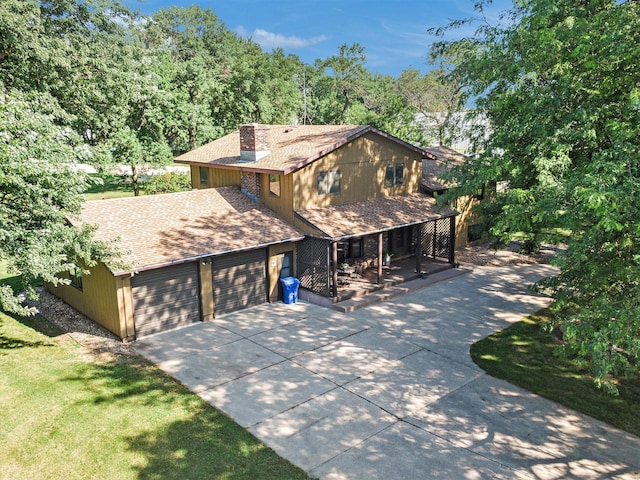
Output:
[456,241,559,267]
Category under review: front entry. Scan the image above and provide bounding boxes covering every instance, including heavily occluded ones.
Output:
[276,251,293,300]
[388,226,413,258]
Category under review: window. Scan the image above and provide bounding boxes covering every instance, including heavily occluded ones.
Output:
[269,174,281,197]
[70,267,83,291]
[349,238,363,258]
[199,166,209,187]
[336,238,363,263]
[317,170,341,195]
[385,163,404,187]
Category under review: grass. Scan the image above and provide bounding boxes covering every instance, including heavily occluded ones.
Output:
[83,173,135,201]
[0,266,310,480]
[471,309,640,437]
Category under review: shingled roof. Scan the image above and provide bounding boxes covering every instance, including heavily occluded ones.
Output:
[76,187,303,274]
[295,193,456,240]
[421,145,466,193]
[174,124,425,175]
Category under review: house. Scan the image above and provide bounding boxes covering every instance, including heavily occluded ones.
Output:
[48,124,457,340]
[421,145,486,247]
[414,111,490,152]
[176,124,457,301]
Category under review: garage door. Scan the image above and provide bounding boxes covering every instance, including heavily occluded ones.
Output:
[131,262,200,337]
[213,249,266,315]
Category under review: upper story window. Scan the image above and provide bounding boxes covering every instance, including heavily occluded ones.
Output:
[199,166,209,187]
[385,163,404,187]
[269,174,281,197]
[317,170,341,195]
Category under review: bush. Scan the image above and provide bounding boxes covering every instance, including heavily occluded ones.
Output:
[144,172,191,194]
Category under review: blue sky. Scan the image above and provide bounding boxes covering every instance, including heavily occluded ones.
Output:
[123,0,512,77]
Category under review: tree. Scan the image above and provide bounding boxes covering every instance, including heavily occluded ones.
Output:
[313,43,371,123]
[142,6,233,151]
[433,0,640,392]
[397,65,464,146]
[0,93,118,314]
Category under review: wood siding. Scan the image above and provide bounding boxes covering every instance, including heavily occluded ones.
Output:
[46,262,122,338]
[191,166,241,189]
[292,132,422,211]
[454,195,484,248]
[267,242,297,302]
[260,173,295,223]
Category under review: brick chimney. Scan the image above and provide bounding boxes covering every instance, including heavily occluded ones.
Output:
[239,123,270,162]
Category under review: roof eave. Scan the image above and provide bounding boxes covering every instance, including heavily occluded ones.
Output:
[110,235,306,276]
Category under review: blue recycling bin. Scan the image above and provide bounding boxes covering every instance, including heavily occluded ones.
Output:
[280,276,300,304]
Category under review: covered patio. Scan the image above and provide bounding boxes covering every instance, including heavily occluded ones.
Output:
[295,194,458,302]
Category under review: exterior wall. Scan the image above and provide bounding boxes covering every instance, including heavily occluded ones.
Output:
[291,132,422,211]
[46,262,126,338]
[199,260,214,321]
[446,194,483,249]
[259,173,295,224]
[191,166,241,189]
[267,242,297,302]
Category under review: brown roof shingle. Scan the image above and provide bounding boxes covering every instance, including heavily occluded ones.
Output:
[421,145,466,193]
[77,187,303,274]
[175,124,424,174]
[295,193,456,240]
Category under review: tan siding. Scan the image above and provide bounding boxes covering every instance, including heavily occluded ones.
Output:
[116,275,135,339]
[209,168,241,188]
[199,260,214,321]
[47,262,124,338]
[260,173,295,223]
[454,195,484,248]
[191,166,241,189]
[267,242,297,302]
[190,166,199,188]
[292,132,422,211]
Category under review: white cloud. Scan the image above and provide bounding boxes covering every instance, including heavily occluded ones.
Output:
[236,26,328,49]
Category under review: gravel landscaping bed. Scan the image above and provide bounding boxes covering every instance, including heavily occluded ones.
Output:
[456,241,558,267]
[26,287,136,357]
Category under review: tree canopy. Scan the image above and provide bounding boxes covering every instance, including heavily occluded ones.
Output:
[433,0,640,392]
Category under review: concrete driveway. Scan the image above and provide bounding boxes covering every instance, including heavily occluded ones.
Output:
[135,265,640,479]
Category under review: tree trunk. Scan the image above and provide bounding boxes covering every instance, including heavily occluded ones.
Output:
[131,164,140,197]
[189,124,197,151]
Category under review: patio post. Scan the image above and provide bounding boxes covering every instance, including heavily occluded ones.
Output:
[377,232,383,284]
[415,224,422,273]
[331,241,338,297]
[432,220,437,259]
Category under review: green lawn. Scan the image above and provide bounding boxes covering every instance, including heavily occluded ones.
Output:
[0,269,310,480]
[83,173,135,201]
[471,310,640,437]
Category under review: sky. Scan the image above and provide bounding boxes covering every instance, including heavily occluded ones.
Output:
[122,0,513,77]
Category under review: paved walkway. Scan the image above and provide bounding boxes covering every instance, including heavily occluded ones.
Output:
[135,265,640,479]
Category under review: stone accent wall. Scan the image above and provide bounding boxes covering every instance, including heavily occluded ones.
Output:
[241,171,260,201]
[239,123,270,162]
